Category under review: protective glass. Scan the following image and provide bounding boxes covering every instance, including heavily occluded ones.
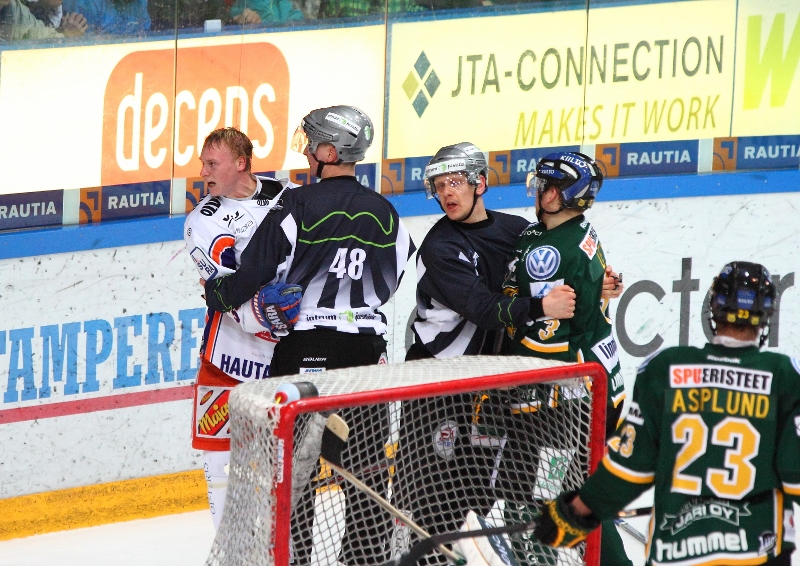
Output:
[290,126,316,155]
[425,173,470,200]
[526,171,546,198]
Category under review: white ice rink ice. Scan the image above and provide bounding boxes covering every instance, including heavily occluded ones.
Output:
[0,511,215,566]
[0,507,797,566]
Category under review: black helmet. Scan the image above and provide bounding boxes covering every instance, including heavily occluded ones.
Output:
[709,261,776,346]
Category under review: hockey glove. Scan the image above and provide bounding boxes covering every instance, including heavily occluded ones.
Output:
[251,283,303,336]
[533,491,600,548]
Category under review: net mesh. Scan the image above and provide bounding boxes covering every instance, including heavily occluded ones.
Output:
[206,356,604,566]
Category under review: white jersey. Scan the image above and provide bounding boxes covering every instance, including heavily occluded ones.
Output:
[184,176,295,380]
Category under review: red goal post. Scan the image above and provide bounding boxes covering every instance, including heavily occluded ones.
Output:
[206,356,607,566]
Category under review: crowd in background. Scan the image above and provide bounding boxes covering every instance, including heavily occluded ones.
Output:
[0,0,581,42]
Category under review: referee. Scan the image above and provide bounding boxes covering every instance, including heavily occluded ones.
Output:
[204,105,415,564]
[204,104,415,375]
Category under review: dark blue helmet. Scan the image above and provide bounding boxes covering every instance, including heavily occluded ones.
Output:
[528,151,602,211]
[709,261,775,337]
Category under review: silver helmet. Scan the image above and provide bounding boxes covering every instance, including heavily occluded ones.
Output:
[423,142,488,199]
[290,105,374,163]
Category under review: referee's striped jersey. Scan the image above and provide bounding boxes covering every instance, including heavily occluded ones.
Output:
[206,176,415,335]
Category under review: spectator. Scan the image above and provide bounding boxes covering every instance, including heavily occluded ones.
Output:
[25,0,86,35]
[63,0,149,34]
[0,0,63,39]
[318,0,423,19]
[228,0,301,24]
[148,0,228,31]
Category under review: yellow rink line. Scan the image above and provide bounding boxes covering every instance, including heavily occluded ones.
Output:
[0,469,208,541]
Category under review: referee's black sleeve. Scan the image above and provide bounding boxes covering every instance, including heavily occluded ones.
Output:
[205,213,290,312]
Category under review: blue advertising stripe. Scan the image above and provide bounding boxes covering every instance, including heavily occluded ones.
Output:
[1,168,799,260]
[0,190,63,232]
[735,135,800,170]
[390,168,800,217]
[619,140,698,176]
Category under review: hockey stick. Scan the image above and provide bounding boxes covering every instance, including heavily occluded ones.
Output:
[614,519,647,545]
[321,413,464,564]
[382,516,534,566]
[384,508,653,566]
[616,507,652,519]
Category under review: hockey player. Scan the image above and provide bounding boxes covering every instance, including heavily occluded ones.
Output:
[407,142,580,360]
[185,127,300,529]
[395,143,623,566]
[502,151,625,436]
[534,261,800,566]
[499,151,630,566]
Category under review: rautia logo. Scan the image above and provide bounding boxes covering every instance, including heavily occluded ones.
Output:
[102,43,290,186]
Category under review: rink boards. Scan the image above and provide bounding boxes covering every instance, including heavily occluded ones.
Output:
[0,170,798,538]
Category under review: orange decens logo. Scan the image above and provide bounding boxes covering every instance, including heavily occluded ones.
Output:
[102,43,290,186]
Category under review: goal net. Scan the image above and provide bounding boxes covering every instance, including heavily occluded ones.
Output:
[205,356,607,566]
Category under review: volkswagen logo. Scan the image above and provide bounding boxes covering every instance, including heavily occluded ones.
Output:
[525,246,561,280]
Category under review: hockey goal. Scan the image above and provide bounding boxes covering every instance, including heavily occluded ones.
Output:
[206,356,607,566]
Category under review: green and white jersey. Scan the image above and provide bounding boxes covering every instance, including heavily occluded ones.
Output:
[581,343,800,566]
[501,215,625,412]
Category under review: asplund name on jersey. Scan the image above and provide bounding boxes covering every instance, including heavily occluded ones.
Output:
[670,364,773,419]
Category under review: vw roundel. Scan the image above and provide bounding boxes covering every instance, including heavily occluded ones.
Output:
[525,245,561,280]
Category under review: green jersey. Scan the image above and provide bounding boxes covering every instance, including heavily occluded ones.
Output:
[501,215,625,419]
[582,343,800,565]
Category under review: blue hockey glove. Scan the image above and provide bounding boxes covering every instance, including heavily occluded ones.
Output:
[533,491,600,548]
[251,283,303,336]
